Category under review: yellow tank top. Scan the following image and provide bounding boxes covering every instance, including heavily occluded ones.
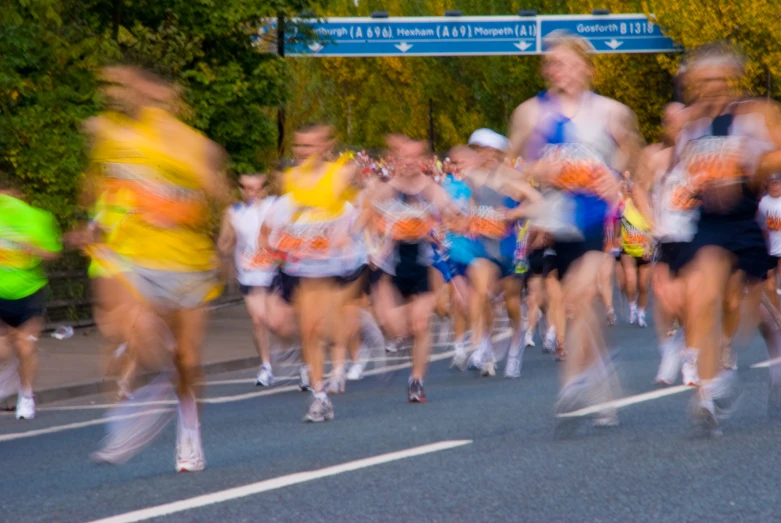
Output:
[283,155,355,220]
[621,198,651,258]
[89,107,217,272]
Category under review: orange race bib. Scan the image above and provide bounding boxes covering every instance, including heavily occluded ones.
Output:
[767,215,781,231]
[468,206,508,239]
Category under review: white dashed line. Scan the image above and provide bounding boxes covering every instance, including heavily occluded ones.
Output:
[87,440,473,523]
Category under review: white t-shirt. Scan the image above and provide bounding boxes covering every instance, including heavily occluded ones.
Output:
[759,194,781,256]
[230,197,277,287]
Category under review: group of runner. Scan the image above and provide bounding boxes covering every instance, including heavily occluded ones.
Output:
[3,33,781,472]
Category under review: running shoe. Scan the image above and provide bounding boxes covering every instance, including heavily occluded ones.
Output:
[542,330,557,354]
[407,379,427,403]
[117,379,134,401]
[720,343,737,371]
[299,365,311,392]
[15,394,35,420]
[304,393,334,423]
[655,333,683,385]
[346,362,365,381]
[629,305,638,325]
[467,341,484,370]
[682,349,700,386]
[690,397,721,438]
[711,370,741,420]
[176,426,205,472]
[593,411,620,428]
[606,307,617,326]
[386,338,402,353]
[637,310,647,328]
[504,355,521,379]
[523,330,535,348]
[255,364,274,387]
[451,342,469,371]
[554,345,566,362]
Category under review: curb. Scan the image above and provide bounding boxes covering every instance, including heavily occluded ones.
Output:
[2,355,262,409]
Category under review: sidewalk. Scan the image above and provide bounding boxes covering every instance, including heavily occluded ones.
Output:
[2,304,261,407]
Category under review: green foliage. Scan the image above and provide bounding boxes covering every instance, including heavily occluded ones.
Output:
[0,0,327,229]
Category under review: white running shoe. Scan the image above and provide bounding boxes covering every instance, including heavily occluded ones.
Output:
[255,364,274,387]
[682,349,700,387]
[655,334,683,385]
[176,426,205,473]
[523,330,535,348]
[542,330,557,354]
[386,338,402,353]
[606,308,617,326]
[504,355,521,379]
[479,340,496,377]
[467,343,484,370]
[451,342,469,371]
[15,394,35,420]
[637,310,647,328]
[629,305,638,325]
[346,361,364,381]
[299,365,311,392]
[721,344,738,371]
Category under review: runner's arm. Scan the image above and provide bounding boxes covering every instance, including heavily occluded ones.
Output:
[217,209,236,257]
[508,99,539,159]
[631,145,658,229]
[755,100,781,185]
[611,103,645,182]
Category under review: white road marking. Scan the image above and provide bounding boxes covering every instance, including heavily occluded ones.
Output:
[0,409,171,443]
[34,331,514,413]
[556,385,693,418]
[750,357,781,369]
[2,329,514,433]
[87,439,473,523]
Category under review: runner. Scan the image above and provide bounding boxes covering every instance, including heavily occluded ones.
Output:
[454,130,541,378]
[668,43,781,435]
[87,66,230,471]
[265,123,362,422]
[634,102,692,385]
[218,173,278,386]
[509,32,642,429]
[0,175,62,420]
[619,182,653,328]
[366,136,463,402]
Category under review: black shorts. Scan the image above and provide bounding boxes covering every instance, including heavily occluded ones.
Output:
[527,248,546,276]
[656,242,686,274]
[552,226,605,280]
[393,261,430,299]
[272,272,300,304]
[769,255,781,272]
[335,265,367,287]
[239,283,271,296]
[670,219,769,282]
[0,288,45,329]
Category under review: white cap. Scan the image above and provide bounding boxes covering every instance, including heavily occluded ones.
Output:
[468,128,510,153]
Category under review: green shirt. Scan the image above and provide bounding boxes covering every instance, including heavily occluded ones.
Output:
[0,194,62,300]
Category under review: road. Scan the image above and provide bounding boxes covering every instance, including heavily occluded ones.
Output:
[1,313,780,522]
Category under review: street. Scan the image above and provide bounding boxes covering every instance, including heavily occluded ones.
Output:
[1,314,780,523]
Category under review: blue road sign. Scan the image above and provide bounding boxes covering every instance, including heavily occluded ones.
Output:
[284,17,538,57]
[281,14,680,57]
[539,14,683,54]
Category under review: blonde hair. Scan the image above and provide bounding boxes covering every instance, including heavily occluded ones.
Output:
[543,30,595,68]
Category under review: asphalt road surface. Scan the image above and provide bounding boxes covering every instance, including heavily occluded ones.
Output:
[2,313,780,523]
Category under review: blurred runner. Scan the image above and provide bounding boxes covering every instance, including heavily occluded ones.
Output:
[218,173,278,386]
[510,32,642,429]
[0,176,62,420]
[87,65,230,471]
